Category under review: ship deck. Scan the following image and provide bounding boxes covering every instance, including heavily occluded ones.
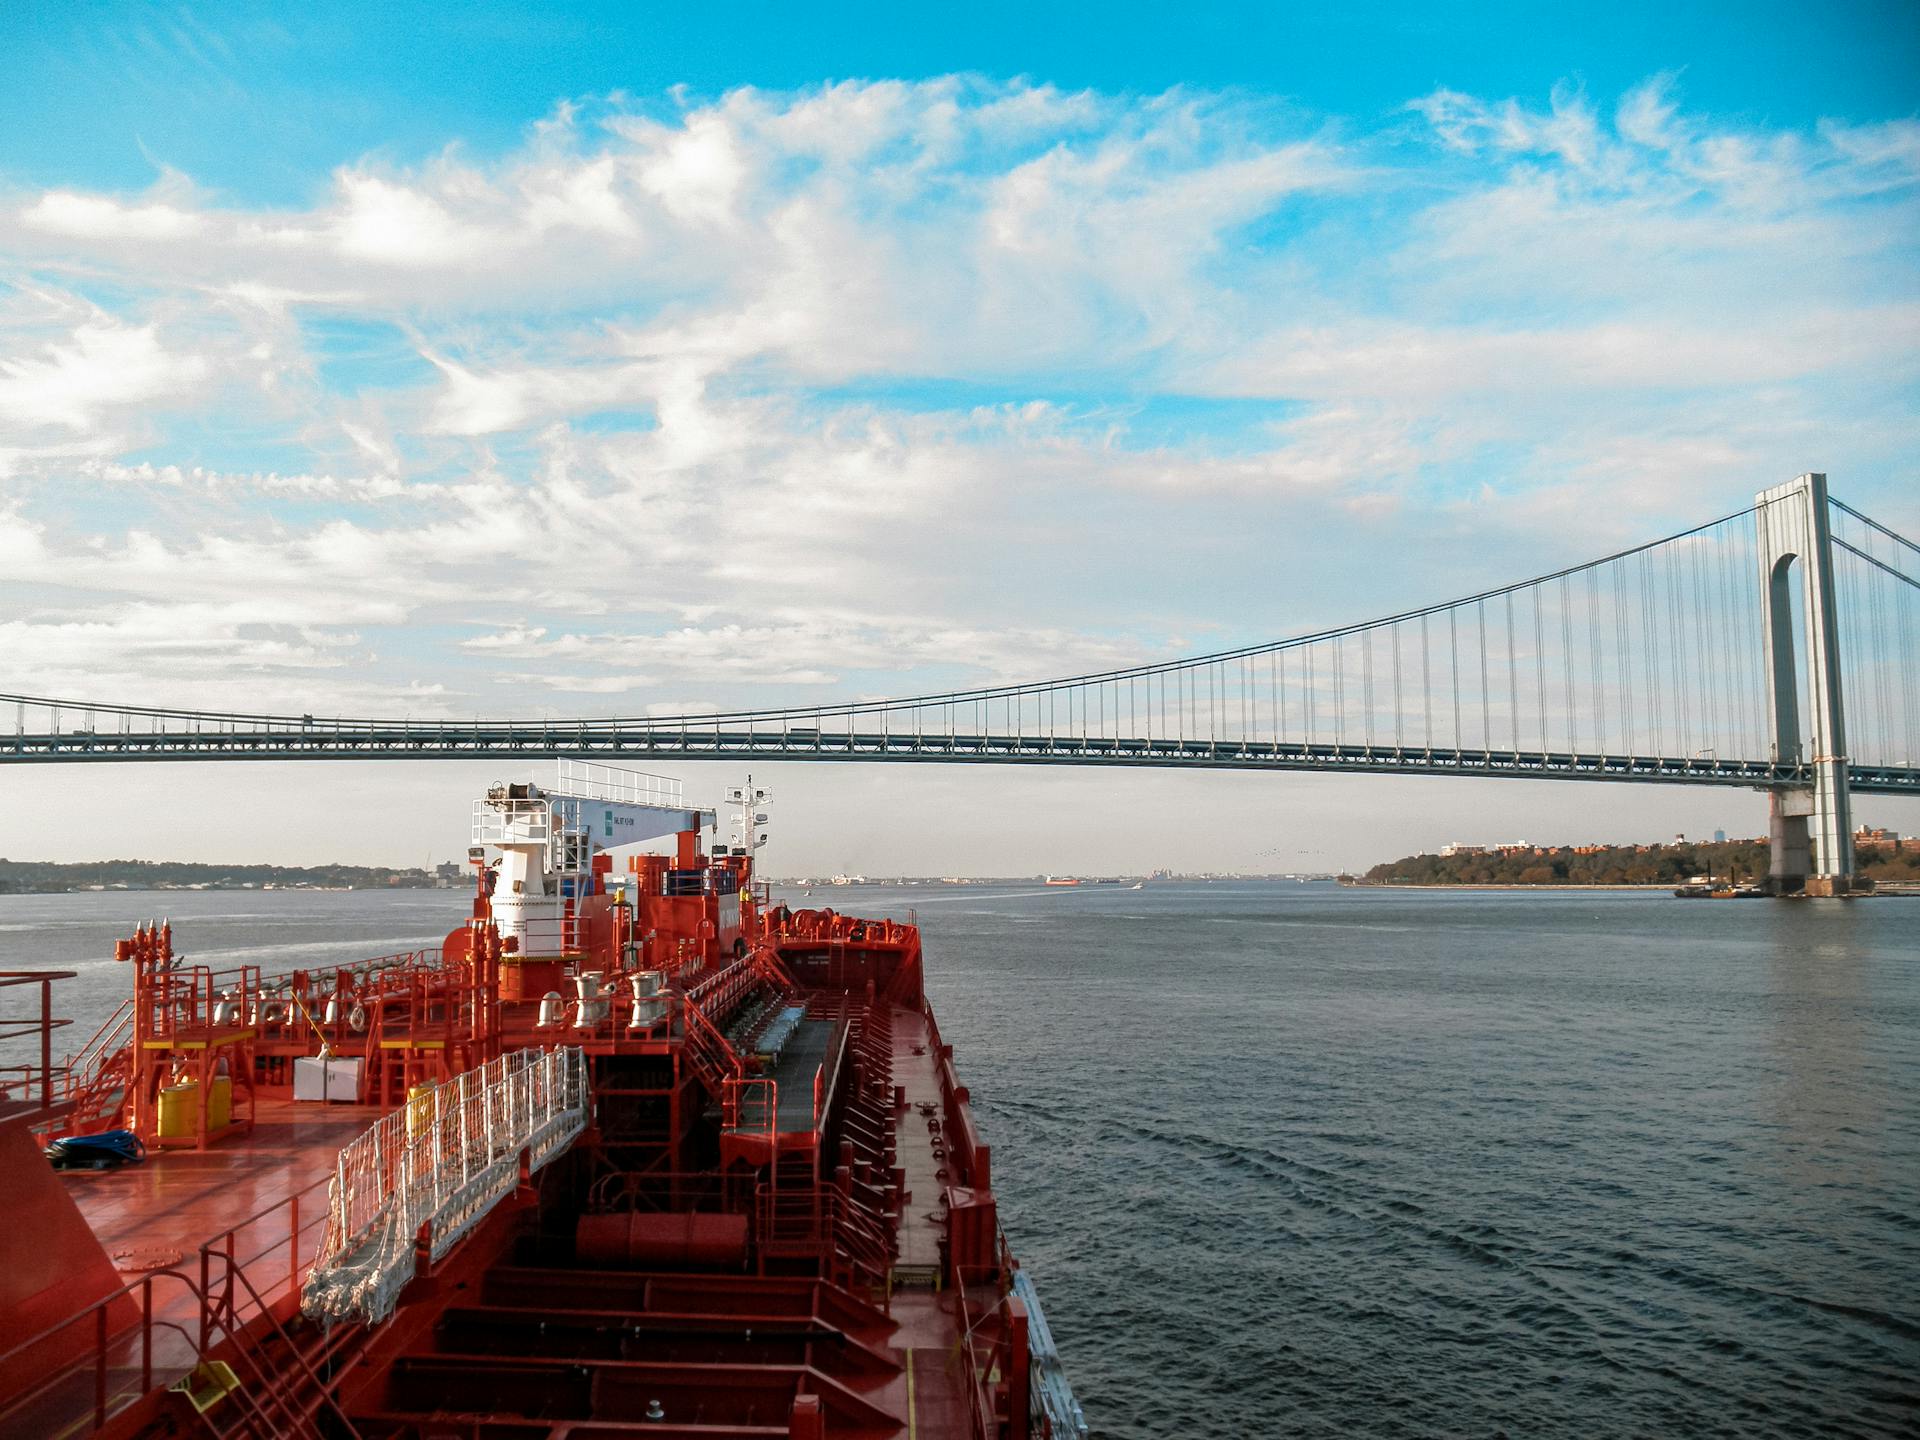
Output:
[9,1010,1014,1438]
[769,1017,841,1134]
[0,1095,382,1440]
[64,1095,381,1270]
[879,1002,1001,1435]
[891,1006,947,1271]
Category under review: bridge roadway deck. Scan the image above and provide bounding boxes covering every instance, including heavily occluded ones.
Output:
[8,726,1915,792]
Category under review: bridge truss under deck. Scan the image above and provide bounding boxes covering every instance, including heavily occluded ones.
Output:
[0,720,1915,793]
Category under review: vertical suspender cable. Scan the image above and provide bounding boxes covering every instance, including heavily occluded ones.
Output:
[1711,522,1737,758]
[1420,615,1432,752]
[1304,645,1315,749]
[1585,567,1604,759]
[1840,542,1868,765]
[1506,592,1518,753]
[1363,629,1375,750]
[1476,599,1490,754]
[1836,546,1858,764]
[1392,622,1403,751]
[1559,575,1576,757]
[1334,639,1345,751]
[1898,557,1917,767]
[1695,534,1719,760]
[1269,649,1278,750]
[1532,587,1547,755]
[1641,553,1663,755]
[1276,649,1285,748]
[1739,511,1760,758]
[1614,561,1633,757]
[1872,530,1897,769]
[1448,608,1461,756]
[1658,550,1681,757]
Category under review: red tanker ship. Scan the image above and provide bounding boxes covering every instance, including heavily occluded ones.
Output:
[0,764,1086,1440]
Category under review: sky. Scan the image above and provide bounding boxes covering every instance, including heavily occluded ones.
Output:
[1,1,1916,872]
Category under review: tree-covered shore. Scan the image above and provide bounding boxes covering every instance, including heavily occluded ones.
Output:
[1361,839,1920,887]
[0,858,441,894]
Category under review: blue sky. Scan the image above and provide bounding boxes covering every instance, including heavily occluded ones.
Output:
[0,2,1915,869]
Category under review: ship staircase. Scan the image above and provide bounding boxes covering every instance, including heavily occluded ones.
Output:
[340,1264,907,1438]
[811,996,905,1287]
[174,1301,368,1440]
[44,995,137,1135]
[674,944,812,1150]
[360,959,497,1108]
[3,1286,373,1440]
[661,949,899,1309]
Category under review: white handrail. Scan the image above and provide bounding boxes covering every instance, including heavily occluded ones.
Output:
[302,1047,588,1325]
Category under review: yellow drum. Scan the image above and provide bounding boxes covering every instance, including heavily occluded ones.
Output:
[208,1074,233,1131]
[158,1081,199,1139]
[406,1081,439,1139]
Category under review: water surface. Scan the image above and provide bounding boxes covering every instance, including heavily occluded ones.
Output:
[3,883,1915,1437]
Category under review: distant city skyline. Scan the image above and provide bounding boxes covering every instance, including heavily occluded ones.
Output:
[1,3,1915,868]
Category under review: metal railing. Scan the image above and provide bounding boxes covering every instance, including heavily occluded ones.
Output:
[472,796,551,846]
[1014,1269,1090,1440]
[303,1047,589,1326]
[506,915,587,958]
[0,970,74,1117]
[0,1175,344,1437]
[724,1076,776,1136]
[555,757,683,808]
[754,1183,892,1302]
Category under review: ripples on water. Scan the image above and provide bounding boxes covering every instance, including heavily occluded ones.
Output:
[3,883,1917,1437]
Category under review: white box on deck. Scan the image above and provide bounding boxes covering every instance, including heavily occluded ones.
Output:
[293,1055,363,1103]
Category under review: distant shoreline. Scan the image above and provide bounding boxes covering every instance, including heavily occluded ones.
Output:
[1348,881,1660,892]
[1352,880,1919,898]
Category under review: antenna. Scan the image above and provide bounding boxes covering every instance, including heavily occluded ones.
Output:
[728,775,771,857]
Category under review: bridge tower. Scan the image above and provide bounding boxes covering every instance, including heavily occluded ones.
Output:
[1755,472,1855,894]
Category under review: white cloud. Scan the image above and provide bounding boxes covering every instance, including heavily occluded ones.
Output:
[21,190,204,240]
[0,74,1913,722]
[332,172,493,267]
[0,316,204,430]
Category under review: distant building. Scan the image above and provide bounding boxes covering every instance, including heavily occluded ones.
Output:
[1854,825,1904,853]
[1439,842,1484,857]
[1713,829,1727,844]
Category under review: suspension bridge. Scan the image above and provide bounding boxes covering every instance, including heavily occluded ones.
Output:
[4,474,1916,892]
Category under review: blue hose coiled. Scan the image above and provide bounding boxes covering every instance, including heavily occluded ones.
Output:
[45,1128,146,1170]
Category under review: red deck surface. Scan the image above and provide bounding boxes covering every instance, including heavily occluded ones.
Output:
[884,1004,999,1438]
[65,1095,381,1270]
[0,1094,382,1440]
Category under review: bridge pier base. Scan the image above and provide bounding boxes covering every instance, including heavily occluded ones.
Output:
[1766,786,1863,896]
[1767,788,1813,894]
